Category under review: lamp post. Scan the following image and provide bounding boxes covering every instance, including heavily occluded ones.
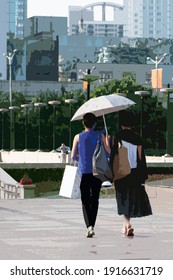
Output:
[9,106,20,151]
[3,49,18,149]
[34,102,46,151]
[65,99,77,148]
[135,91,150,138]
[147,53,167,94]
[21,104,33,151]
[79,66,98,100]
[160,87,173,156]
[0,108,8,150]
[48,100,61,152]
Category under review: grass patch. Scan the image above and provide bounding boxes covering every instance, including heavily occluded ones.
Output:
[33,174,173,198]
[35,180,61,197]
[147,174,173,182]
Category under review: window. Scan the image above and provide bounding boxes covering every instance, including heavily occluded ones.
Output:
[99,71,113,82]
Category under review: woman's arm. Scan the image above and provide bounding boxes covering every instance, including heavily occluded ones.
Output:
[102,134,111,154]
[71,134,79,161]
[138,145,142,160]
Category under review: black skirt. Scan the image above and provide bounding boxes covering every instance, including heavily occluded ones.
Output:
[114,168,152,218]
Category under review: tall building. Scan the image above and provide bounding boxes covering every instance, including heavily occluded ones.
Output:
[0,0,8,79]
[123,0,173,39]
[14,0,27,38]
[0,0,27,79]
[8,0,27,39]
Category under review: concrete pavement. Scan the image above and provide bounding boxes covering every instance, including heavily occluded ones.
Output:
[0,185,173,260]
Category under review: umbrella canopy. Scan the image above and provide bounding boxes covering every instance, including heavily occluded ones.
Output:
[71,94,135,120]
[71,94,135,134]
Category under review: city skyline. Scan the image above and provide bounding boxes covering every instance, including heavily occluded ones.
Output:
[28,0,123,18]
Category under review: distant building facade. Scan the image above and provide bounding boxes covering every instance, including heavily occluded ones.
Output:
[0,0,27,79]
[68,2,124,37]
[3,31,173,92]
[24,16,67,39]
[2,0,173,86]
[123,0,173,39]
[8,0,27,39]
[69,1,173,39]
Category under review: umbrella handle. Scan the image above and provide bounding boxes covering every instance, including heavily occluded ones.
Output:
[103,114,108,135]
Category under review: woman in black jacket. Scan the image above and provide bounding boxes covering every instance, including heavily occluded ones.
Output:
[110,111,152,237]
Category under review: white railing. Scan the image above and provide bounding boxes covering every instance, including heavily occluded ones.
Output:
[0,181,24,199]
[0,150,71,164]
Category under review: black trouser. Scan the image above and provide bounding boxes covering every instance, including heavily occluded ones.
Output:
[80,173,102,228]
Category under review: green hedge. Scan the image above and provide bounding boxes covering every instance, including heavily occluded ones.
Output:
[5,168,65,184]
[5,167,173,184]
[147,167,173,175]
[4,167,173,197]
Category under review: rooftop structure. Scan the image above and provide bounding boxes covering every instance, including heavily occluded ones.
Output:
[68,2,124,36]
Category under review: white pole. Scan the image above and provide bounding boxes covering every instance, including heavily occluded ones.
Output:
[103,114,108,135]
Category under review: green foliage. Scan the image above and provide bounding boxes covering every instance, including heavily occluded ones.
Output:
[91,79,166,150]
[0,78,167,151]
[5,168,64,183]
[5,168,65,197]
[5,167,173,193]
[0,89,85,150]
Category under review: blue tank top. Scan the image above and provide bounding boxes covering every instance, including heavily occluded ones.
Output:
[78,129,101,174]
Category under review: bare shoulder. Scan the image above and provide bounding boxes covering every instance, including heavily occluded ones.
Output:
[73,134,79,144]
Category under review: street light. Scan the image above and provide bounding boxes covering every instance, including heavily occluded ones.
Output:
[9,106,20,151]
[48,100,61,152]
[135,91,150,138]
[21,103,33,151]
[34,102,46,151]
[3,49,18,106]
[147,53,167,94]
[65,99,77,149]
[79,66,96,76]
[3,49,18,149]
[0,108,8,150]
[160,87,173,157]
[79,66,98,100]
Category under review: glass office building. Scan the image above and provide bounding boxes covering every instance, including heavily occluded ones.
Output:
[0,0,27,79]
[9,0,27,38]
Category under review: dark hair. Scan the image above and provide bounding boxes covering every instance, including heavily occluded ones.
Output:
[83,113,97,128]
[119,110,135,127]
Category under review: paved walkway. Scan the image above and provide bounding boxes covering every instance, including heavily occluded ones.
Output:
[0,185,173,260]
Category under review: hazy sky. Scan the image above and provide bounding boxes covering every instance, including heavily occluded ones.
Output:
[28,0,123,18]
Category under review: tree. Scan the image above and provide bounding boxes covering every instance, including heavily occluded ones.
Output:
[90,79,166,152]
[0,79,167,153]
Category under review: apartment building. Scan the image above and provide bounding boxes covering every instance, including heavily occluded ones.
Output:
[68,2,124,37]
[123,0,173,39]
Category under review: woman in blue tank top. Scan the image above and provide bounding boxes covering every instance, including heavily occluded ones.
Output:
[71,113,109,238]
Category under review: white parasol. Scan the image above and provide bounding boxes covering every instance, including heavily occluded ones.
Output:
[71,94,135,134]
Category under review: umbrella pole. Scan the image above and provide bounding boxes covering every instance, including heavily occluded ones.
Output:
[103,114,108,134]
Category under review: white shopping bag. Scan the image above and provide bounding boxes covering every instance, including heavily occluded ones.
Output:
[59,165,82,199]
